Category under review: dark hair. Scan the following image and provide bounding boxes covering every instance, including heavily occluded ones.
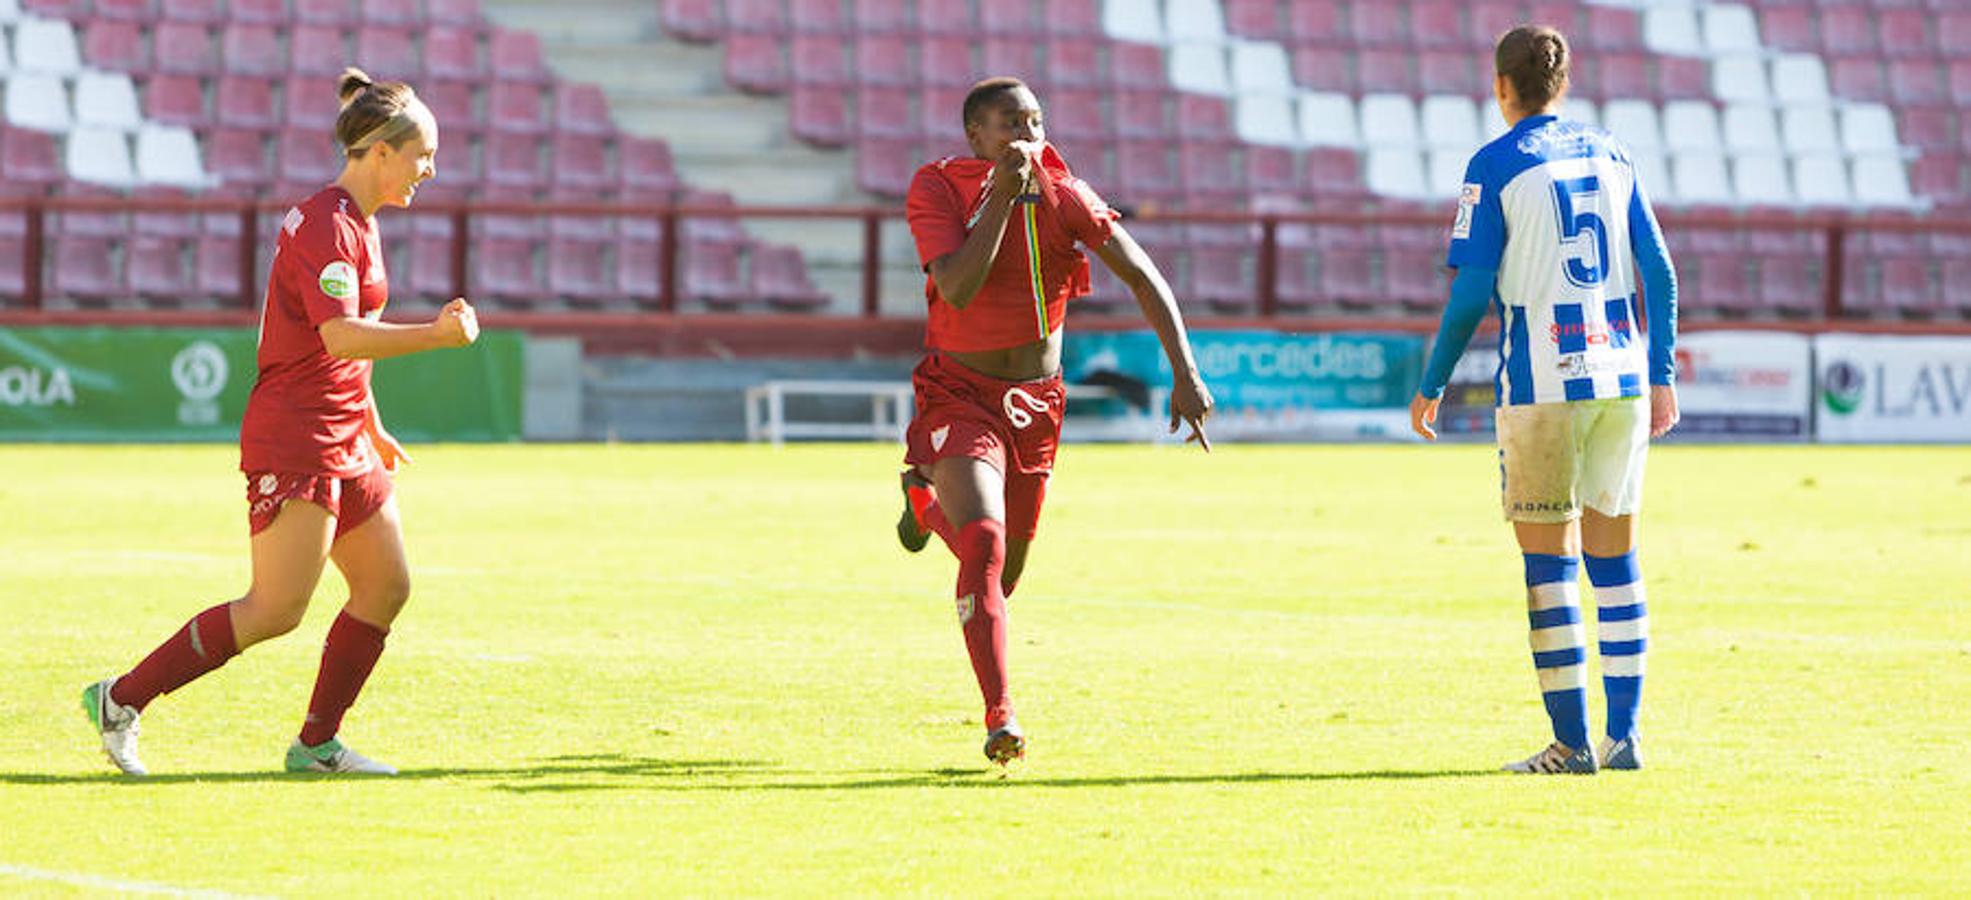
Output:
[333,67,432,157]
[962,76,1031,128]
[1495,25,1569,111]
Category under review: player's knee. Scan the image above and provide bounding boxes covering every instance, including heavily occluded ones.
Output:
[238,592,307,640]
[355,571,413,617]
[957,517,1007,562]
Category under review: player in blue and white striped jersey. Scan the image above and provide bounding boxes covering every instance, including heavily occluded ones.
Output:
[1410,25,1680,775]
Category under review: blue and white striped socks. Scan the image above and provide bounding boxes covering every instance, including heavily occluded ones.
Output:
[1524,554,1589,751]
[1586,551,1648,742]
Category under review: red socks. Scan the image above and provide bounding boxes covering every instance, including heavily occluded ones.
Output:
[299,611,389,746]
[954,519,1013,729]
[907,479,960,555]
[111,602,240,711]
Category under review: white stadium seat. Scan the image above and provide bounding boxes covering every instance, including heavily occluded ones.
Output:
[1851,156,1914,207]
[1840,104,1901,155]
[1229,41,1294,95]
[1420,95,1479,150]
[1235,94,1299,146]
[0,0,22,23]
[1482,98,1507,140]
[5,72,71,131]
[1671,153,1732,205]
[1710,56,1769,105]
[1602,100,1663,154]
[1702,4,1762,56]
[1642,6,1704,57]
[66,125,136,187]
[1358,93,1419,148]
[13,17,81,76]
[1635,152,1675,204]
[1793,156,1852,205]
[1771,55,1830,105]
[1298,92,1358,147]
[1567,99,1600,129]
[1661,101,1721,154]
[0,29,13,74]
[1731,155,1792,205]
[74,71,142,131]
[1167,43,1232,95]
[1365,147,1430,200]
[1781,106,1841,157]
[1427,148,1468,197]
[1103,0,1164,44]
[1163,0,1226,43]
[136,124,213,188]
[1721,104,1780,154]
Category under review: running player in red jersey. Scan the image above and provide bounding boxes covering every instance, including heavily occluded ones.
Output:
[80,68,477,776]
[898,77,1214,765]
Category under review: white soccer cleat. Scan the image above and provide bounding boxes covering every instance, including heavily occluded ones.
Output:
[1504,741,1598,775]
[1599,735,1642,771]
[80,677,147,776]
[285,738,398,775]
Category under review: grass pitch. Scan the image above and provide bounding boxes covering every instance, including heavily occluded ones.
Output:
[0,442,1966,895]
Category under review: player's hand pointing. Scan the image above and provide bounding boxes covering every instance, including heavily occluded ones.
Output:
[1170,372,1214,452]
[1410,393,1440,442]
[433,298,479,348]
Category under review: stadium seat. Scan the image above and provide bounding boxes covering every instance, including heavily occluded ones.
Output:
[1103,0,1163,44]
[51,234,125,300]
[424,27,483,81]
[1662,101,1723,155]
[1702,5,1761,56]
[1410,1,1466,50]
[1770,55,1830,105]
[1290,46,1354,93]
[1244,145,1296,196]
[275,127,339,188]
[1113,90,1169,139]
[1722,105,1781,155]
[1580,4,1644,54]
[13,17,80,76]
[1364,147,1429,200]
[215,76,280,131]
[1420,95,1479,149]
[205,128,272,188]
[1899,107,1954,153]
[1190,246,1256,313]
[483,131,542,188]
[1465,1,1519,50]
[361,0,422,26]
[1655,56,1710,102]
[1671,154,1732,206]
[144,75,206,128]
[418,80,477,135]
[296,0,358,26]
[1234,95,1297,147]
[546,223,615,306]
[724,0,782,33]
[791,35,848,86]
[1178,138,1241,201]
[488,82,547,134]
[1780,105,1841,157]
[1296,91,1354,147]
[5,73,72,132]
[1602,101,1663,156]
[1794,156,1852,205]
[1943,13,1971,57]
[1347,0,1406,47]
[1820,6,1876,57]
[1852,156,1915,206]
[353,27,421,81]
[289,24,354,77]
[853,34,913,87]
[788,0,845,33]
[1708,56,1769,105]
[1043,88,1103,144]
[1888,60,1947,107]
[1048,40,1102,88]
[913,37,971,88]
[1224,0,1278,40]
[1230,42,1294,95]
[659,0,722,41]
[619,136,679,200]
[470,234,545,306]
[751,243,828,311]
[225,0,286,25]
[854,136,914,195]
[219,24,284,76]
[856,87,913,139]
[981,38,1043,84]
[1317,245,1377,307]
[1356,49,1416,94]
[0,125,64,193]
[1114,142,1179,202]
[911,0,967,35]
[1909,155,1964,207]
[1164,0,1225,43]
[852,0,910,34]
[1174,93,1231,141]
[489,29,550,83]
[1168,43,1232,96]
[82,21,148,74]
[683,238,746,309]
[1829,57,1889,104]
[1418,51,1473,96]
[725,34,787,93]
[1642,5,1703,56]
[611,215,664,304]
[1840,104,1901,155]
[128,232,196,301]
[1303,146,1363,199]
[553,83,613,135]
[73,72,143,132]
[1581,52,1651,103]
[790,87,850,146]
[1425,147,1465,197]
[1878,9,1933,59]
[1759,7,1816,53]
[159,0,225,24]
[1732,155,1793,205]
[1879,255,1938,313]
[1359,94,1419,148]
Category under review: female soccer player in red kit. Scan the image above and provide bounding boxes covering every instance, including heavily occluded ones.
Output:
[80,68,477,775]
[899,77,1215,765]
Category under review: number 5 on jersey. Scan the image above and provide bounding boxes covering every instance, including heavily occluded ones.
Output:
[1551,176,1608,288]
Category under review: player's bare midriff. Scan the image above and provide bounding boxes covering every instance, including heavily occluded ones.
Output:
[945,331,1063,382]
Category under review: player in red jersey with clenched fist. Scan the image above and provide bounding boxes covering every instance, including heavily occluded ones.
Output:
[81,68,477,776]
[898,77,1214,766]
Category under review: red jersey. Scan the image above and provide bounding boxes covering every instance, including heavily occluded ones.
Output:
[905,144,1119,353]
[239,185,389,478]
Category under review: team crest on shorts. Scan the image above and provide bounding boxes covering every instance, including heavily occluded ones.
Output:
[930,424,950,452]
[257,473,279,496]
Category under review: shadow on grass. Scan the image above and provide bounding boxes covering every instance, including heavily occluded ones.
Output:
[0,755,772,786]
[489,766,1504,794]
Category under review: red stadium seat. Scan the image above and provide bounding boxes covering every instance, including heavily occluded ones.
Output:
[205,128,273,188]
[227,0,288,24]
[1820,6,1877,56]
[857,87,915,139]
[789,0,846,33]
[1047,40,1102,88]
[296,0,358,26]
[1899,107,1954,151]
[1879,256,1939,313]
[1758,7,1818,53]
[1942,260,1971,314]
[1348,1,1407,47]
[981,0,1042,36]
[289,25,354,77]
[545,215,614,300]
[1044,0,1100,38]
[1690,253,1760,313]
[1877,9,1933,58]
[1,127,65,194]
[852,0,910,33]
[1419,51,1473,95]
[426,0,485,29]
[1042,88,1104,145]
[361,0,422,25]
[20,0,86,15]
[1113,91,1169,139]
[483,132,543,188]
[1115,143,1179,202]
[751,243,828,311]
[1304,148,1366,202]
[1910,154,1965,204]
[614,216,666,303]
[216,76,280,131]
[1408,2,1465,50]
[488,82,547,134]
[423,27,484,81]
[1109,42,1165,86]
[791,35,849,85]
[489,29,551,83]
[1655,57,1710,101]
[1356,49,1417,94]
[1245,146,1296,197]
[1579,4,1643,53]
[1190,247,1256,314]
[83,22,148,74]
[1384,248,1449,309]
[159,0,225,24]
[1290,0,1349,47]
[790,87,851,146]
[353,27,421,80]
[854,35,914,86]
[726,34,789,93]
[158,22,223,75]
[1318,248,1377,306]
[1292,46,1355,92]
[1467,1,1523,50]
[917,0,972,35]
[276,128,340,187]
[726,0,785,33]
[1178,140,1241,201]
[1174,94,1231,141]
[1756,257,1821,315]
[1949,62,1971,108]
[1225,0,1278,38]
[1889,60,1947,106]
[144,75,207,127]
[659,0,723,42]
[855,137,916,195]
[418,80,478,135]
[1526,2,1580,35]
[619,136,680,201]
[916,37,974,88]
[470,236,546,306]
[52,237,126,301]
[553,83,613,135]
[683,239,747,309]
[1942,13,1971,56]
[129,233,197,300]
[982,38,1044,83]
[1831,57,1890,103]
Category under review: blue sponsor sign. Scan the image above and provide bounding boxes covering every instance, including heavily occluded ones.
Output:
[1064,330,1423,422]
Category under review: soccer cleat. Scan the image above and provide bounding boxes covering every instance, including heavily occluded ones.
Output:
[1599,735,1642,771]
[983,717,1026,766]
[81,678,147,776]
[1504,741,1598,774]
[285,737,398,775]
[896,469,932,553]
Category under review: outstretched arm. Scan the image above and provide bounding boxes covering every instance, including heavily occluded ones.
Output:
[318,298,479,360]
[1092,224,1214,449]
[1410,265,1496,441]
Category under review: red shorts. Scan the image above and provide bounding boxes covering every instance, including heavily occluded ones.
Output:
[244,466,393,538]
[903,353,1065,541]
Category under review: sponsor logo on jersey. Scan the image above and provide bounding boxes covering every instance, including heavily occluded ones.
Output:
[257,473,279,496]
[1549,318,1632,346]
[1556,353,1627,378]
[318,261,358,300]
[1452,183,1481,239]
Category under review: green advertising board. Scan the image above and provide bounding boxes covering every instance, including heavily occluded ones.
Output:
[0,326,523,442]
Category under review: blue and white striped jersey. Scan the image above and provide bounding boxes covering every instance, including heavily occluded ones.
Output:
[1446,114,1660,406]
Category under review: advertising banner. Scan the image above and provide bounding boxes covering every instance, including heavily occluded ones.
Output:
[1814,334,1971,443]
[1437,344,1501,436]
[1063,330,1423,440]
[0,326,523,442]
[1672,331,1812,439]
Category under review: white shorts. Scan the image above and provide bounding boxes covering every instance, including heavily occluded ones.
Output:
[1495,397,1648,524]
